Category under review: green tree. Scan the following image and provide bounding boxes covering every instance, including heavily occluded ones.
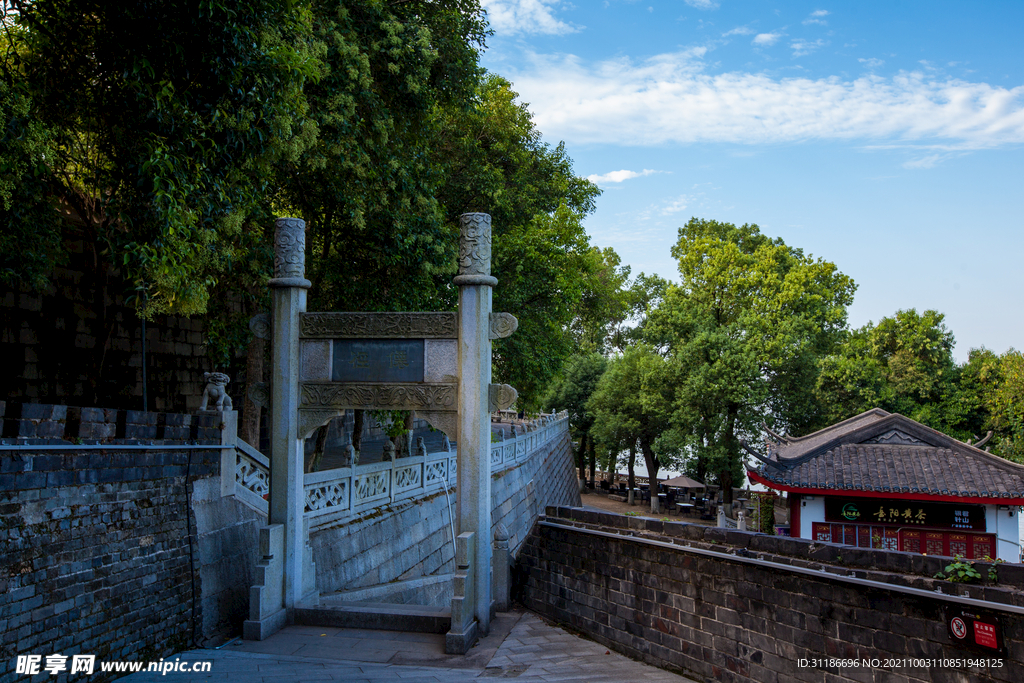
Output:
[648,218,856,503]
[430,75,604,406]
[544,352,608,485]
[815,309,963,432]
[985,350,1024,463]
[570,247,632,353]
[607,271,670,352]
[588,344,677,512]
[278,0,489,316]
[3,0,320,314]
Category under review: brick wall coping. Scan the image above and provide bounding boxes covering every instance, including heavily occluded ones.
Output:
[545,506,1024,600]
[540,519,1024,618]
[0,442,230,450]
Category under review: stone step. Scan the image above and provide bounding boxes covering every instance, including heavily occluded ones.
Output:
[293,601,451,634]
[319,573,453,607]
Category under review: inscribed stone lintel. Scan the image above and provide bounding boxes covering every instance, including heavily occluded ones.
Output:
[332,339,424,383]
[299,382,458,411]
[299,312,458,339]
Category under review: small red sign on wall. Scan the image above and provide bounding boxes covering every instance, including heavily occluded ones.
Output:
[947,609,1004,654]
[974,621,998,649]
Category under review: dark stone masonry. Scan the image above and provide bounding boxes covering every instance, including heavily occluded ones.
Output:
[517,507,1024,683]
[0,249,241,413]
[0,404,262,683]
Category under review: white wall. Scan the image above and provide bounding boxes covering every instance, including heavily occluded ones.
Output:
[799,496,825,540]
[991,504,1021,563]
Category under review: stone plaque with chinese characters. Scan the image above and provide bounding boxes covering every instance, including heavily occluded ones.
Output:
[332,339,425,383]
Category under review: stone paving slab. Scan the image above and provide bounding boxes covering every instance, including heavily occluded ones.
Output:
[121,609,697,683]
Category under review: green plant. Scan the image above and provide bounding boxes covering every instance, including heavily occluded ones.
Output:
[750,491,777,535]
[934,555,982,583]
[624,511,640,517]
[660,517,671,522]
[983,556,1005,582]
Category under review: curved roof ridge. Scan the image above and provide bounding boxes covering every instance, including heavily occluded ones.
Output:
[782,408,890,444]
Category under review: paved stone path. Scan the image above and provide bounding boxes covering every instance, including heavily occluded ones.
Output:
[122,610,697,682]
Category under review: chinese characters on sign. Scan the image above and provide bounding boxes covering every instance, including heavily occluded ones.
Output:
[331,339,425,383]
[947,609,1005,654]
[871,506,928,525]
[824,498,986,531]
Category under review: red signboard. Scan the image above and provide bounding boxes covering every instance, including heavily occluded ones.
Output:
[947,609,1004,654]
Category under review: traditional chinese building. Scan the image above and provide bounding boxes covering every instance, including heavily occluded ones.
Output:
[746,408,1024,562]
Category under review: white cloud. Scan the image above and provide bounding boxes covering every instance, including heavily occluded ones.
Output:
[482,0,579,36]
[723,26,755,36]
[753,32,782,46]
[859,57,884,70]
[586,168,661,185]
[791,38,826,56]
[684,0,719,9]
[903,154,944,169]
[661,195,691,215]
[803,9,829,25]
[802,9,827,25]
[505,50,1024,149]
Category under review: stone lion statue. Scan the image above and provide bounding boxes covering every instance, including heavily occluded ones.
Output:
[200,372,233,411]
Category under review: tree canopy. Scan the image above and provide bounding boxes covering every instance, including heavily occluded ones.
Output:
[644,219,856,501]
[2,1,620,411]
[2,0,322,314]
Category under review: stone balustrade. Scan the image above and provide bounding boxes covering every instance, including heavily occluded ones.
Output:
[231,411,569,530]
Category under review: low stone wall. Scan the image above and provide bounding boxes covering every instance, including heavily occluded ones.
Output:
[517,507,1024,683]
[310,421,581,601]
[190,476,264,641]
[0,407,261,683]
[0,402,211,442]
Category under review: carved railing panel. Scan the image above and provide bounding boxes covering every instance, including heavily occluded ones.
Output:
[305,481,349,513]
[425,457,450,488]
[393,463,423,494]
[354,469,390,504]
[237,453,270,497]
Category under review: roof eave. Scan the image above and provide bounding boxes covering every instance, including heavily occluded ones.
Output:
[748,470,1024,506]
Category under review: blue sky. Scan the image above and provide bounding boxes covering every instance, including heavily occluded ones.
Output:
[479,0,1024,362]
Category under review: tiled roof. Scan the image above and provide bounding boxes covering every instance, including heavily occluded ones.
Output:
[752,409,1024,500]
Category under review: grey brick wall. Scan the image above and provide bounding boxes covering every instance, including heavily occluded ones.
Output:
[518,507,1024,683]
[1,405,259,683]
[0,257,235,414]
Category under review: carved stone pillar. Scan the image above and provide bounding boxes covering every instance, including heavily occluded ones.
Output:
[244,217,317,641]
[451,213,497,649]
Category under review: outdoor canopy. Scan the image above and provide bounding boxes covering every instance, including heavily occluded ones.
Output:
[661,475,706,489]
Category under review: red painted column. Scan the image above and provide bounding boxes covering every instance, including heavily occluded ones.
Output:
[790,494,801,538]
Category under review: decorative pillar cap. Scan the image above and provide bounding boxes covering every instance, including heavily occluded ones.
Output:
[270,217,312,289]
[454,213,498,287]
